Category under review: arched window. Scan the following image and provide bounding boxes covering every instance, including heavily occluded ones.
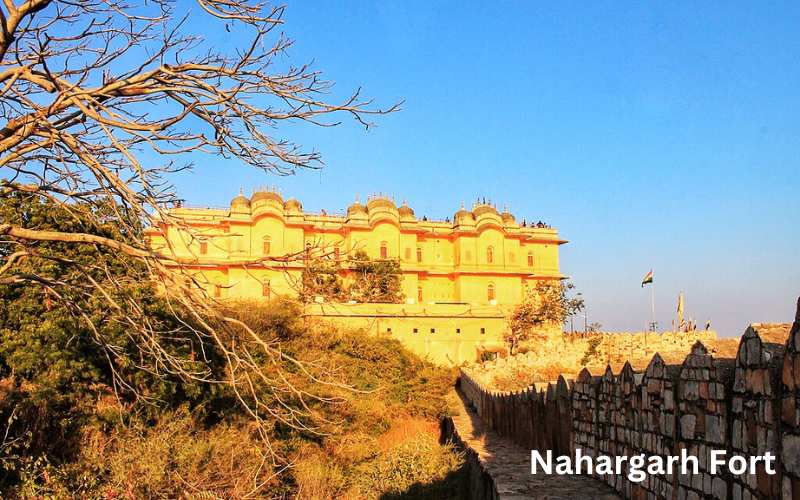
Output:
[405,247,411,260]
[305,242,312,259]
[487,246,494,264]
[487,283,495,302]
[200,241,208,255]
[417,285,423,303]
[213,280,222,298]
[262,278,271,298]
[416,247,423,263]
[380,241,388,259]
[262,236,271,255]
[333,247,340,260]
[527,252,534,267]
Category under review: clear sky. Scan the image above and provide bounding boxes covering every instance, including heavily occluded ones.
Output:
[173,1,799,337]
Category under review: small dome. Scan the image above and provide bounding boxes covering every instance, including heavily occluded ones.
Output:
[284,198,302,211]
[472,205,499,218]
[348,202,367,215]
[230,188,250,209]
[398,205,414,217]
[251,188,283,205]
[501,211,515,223]
[231,195,250,207]
[454,209,474,221]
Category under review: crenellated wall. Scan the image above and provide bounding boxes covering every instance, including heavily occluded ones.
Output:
[460,298,800,500]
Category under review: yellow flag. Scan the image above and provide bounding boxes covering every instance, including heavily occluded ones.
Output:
[677,291,684,320]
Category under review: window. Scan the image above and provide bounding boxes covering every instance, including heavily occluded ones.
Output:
[456,328,461,334]
[334,247,340,260]
[488,283,495,302]
[262,237,271,255]
[465,250,471,262]
[487,246,494,263]
[417,285,423,303]
[380,241,388,259]
[386,328,392,334]
[430,328,435,334]
[305,242,312,258]
[262,278,271,298]
[413,328,418,334]
[480,328,486,335]
[416,247,422,263]
[527,252,534,267]
[214,281,222,298]
[200,241,208,255]
[184,278,191,288]
[405,247,411,260]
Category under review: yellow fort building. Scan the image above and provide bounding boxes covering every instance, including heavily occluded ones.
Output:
[146,186,567,365]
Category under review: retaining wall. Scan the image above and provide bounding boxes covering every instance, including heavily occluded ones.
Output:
[460,298,800,500]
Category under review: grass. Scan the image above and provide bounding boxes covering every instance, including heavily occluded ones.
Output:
[1,299,463,499]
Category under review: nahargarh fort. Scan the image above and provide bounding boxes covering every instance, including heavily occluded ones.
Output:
[146,185,568,365]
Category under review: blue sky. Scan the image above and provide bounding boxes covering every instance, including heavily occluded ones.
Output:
[174,1,799,337]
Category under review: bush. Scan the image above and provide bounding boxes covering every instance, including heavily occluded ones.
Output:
[1,298,462,499]
[490,362,569,392]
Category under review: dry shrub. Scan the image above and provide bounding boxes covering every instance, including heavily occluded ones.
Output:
[293,455,353,500]
[82,409,278,500]
[354,432,463,499]
[490,362,570,392]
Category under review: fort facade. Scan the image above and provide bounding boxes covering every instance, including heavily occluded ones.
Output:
[145,186,567,364]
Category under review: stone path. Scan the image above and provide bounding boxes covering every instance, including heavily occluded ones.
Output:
[446,388,623,500]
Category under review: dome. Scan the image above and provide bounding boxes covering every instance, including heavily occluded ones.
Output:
[501,208,515,223]
[230,188,250,210]
[284,198,302,211]
[251,190,283,205]
[472,205,499,218]
[230,195,250,207]
[366,197,397,212]
[347,195,367,216]
[398,205,414,217]
[454,209,474,221]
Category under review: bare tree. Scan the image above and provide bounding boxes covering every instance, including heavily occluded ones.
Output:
[0,0,399,482]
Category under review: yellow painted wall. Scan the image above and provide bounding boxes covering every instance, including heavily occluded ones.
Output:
[146,190,567,365]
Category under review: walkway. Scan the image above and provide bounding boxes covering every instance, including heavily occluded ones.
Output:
[446,388,623,500]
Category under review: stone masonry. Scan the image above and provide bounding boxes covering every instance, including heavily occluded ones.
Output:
[459,298,800,500]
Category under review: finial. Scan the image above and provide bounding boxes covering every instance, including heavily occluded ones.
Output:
[251,187,255,195]
[488,198,492,205]
[278,189,282,197]
[462,201,465,209]
[355,194,359,203]
[259,183,262,191]
[373,192,376,198]
[239,187,243,195]
[504,204,507,212]
[367,195,370,202]
[379,191,383,198]
[403,198,407,206]
[272,185,275,192]
[391,196,395,204]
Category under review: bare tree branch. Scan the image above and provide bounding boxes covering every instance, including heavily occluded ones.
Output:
[0,0,400,485]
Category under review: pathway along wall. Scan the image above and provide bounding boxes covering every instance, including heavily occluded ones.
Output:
[459,298,800,500]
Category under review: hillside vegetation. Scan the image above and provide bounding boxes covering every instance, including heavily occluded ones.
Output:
[0,299,462,499]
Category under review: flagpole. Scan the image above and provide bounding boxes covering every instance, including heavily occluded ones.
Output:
[651,280,656,329]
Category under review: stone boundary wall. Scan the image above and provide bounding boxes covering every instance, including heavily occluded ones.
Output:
[460,299,800,500]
